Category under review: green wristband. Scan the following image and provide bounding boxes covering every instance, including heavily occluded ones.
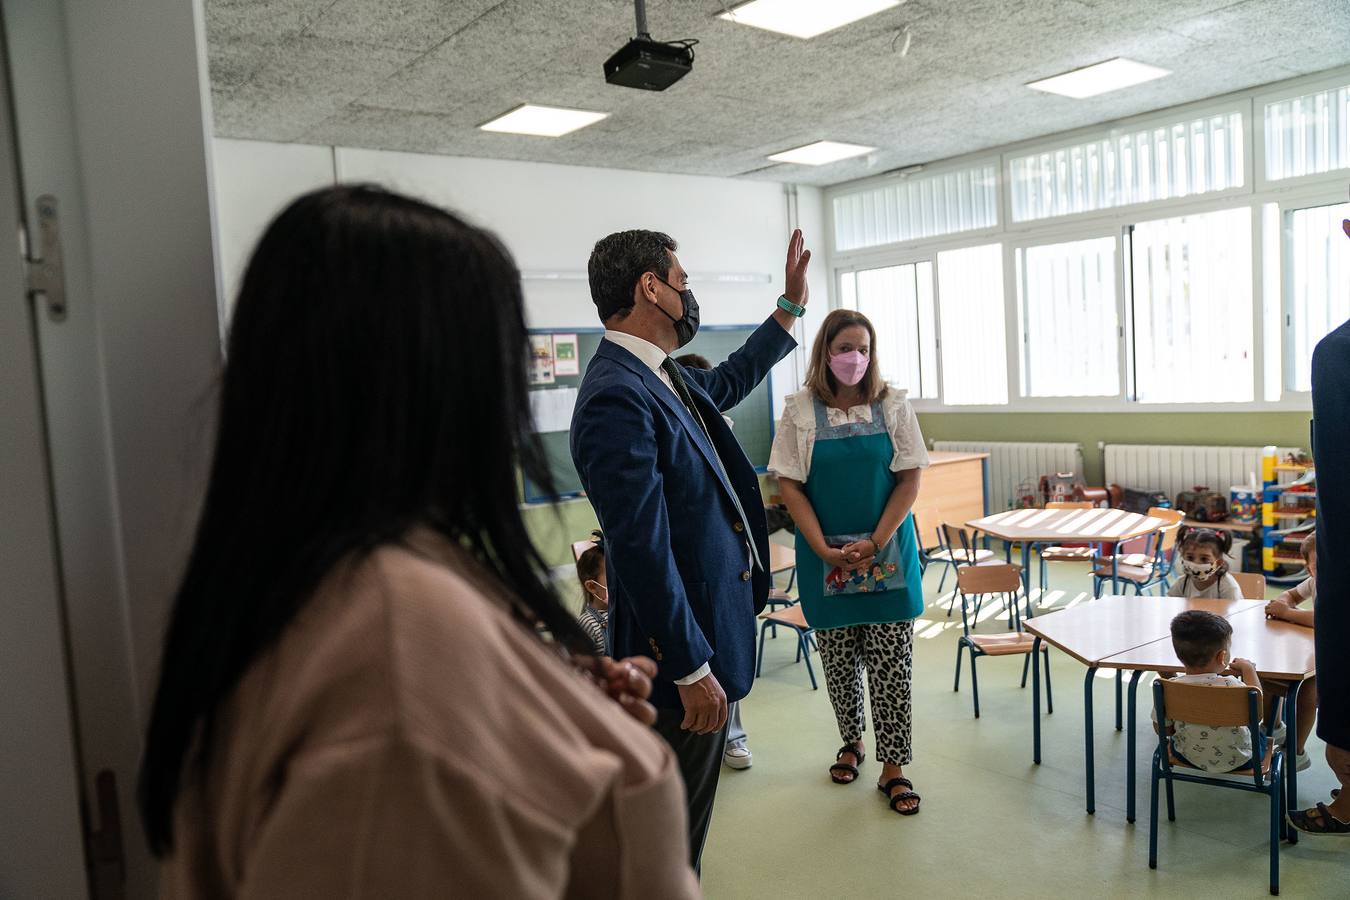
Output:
[777,294,806,317]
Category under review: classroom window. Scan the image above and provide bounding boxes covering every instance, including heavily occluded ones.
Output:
[1264,81,1350,181]
[1286,201,1350,391]
[832,163,998,252]
[844,262,938,398]
[936,243,1008,405]
[1009,110,1244,223]
[1017,236,1120,397]
[1262,203,1282,401]
[1128,206,1254,403]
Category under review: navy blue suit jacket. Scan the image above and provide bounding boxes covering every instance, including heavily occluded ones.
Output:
[1312,318,1350,749]
[570,318,796,708]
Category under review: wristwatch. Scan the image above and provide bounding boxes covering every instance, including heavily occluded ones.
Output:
[776,294,806,317]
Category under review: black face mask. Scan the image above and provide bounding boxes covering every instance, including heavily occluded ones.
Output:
[652,274,700,348]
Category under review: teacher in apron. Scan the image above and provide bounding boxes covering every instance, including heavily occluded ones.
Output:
[768,309,929,815]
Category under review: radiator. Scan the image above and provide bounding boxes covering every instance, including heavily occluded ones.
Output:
[933,441,1083,511]
[1103,444,1299,502]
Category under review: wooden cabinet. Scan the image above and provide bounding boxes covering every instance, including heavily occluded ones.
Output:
[914,451,989,531]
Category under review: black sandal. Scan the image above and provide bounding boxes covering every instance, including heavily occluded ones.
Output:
[1290,803,1350,835]
[829,744,865,784]
[877,777,922,815]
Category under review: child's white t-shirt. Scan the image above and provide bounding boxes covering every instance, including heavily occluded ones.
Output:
[1167,572,1242,599]
[1293,576,1316,604]
[1150,672,1254,773]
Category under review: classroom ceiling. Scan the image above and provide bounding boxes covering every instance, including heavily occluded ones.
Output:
[206,0,1350,187]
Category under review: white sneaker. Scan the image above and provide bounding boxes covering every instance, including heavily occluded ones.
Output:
[1296,751,1311,772]
[723,746,753,769]
[1270,722,1288,747]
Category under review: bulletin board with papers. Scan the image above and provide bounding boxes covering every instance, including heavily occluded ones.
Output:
[522,326,774,503]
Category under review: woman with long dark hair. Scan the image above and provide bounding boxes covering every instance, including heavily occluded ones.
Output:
[139,186,697,897]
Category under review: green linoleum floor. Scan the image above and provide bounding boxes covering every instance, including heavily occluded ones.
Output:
[701,554,1350,899]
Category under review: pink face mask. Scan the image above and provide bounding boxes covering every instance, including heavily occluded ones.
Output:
[829,350,869,386]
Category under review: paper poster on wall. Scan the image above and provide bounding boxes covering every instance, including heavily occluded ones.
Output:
[529,334,555,384]
[529,386,579,433]
[552,333,580,376]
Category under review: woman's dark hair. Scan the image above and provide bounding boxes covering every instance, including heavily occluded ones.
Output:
[588,229,676,321]
[804,308,888,405]
[1176,525,1233,561]
[1170,609,1233,667]
[576,530,606,611]
[137,185,589,856]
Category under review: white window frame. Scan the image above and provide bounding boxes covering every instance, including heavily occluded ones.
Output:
[826,152,1004,262]
[1277,186,1350,400]
[1009,227,1125,401]
[1005,102,1250,229]
[835,251,944,401]
[823,63,1350,414]
[1254,70,1350,193]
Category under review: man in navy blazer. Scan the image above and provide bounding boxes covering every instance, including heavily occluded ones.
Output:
[1296,212,1350,834]
[571,229,810,871]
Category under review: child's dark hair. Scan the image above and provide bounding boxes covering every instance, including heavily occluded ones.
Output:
[1176,525,1232,562]
[1301,531,1316,560]
[675,353,713,371]
[576,529,605,610]
[1170,609,1233,667]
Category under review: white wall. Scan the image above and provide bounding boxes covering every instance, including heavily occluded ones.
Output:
[211,138,831,411]
[212,139,334,321]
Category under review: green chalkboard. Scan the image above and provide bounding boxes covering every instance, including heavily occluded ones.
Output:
[524,326,775,503]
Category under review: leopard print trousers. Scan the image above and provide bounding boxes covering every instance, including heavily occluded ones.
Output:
[814,620,914,766]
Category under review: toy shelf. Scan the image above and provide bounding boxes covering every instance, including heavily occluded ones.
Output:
[1261,447,1315,585]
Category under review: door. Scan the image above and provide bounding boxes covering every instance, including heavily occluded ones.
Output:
[1,0,223,895]
[0,20,89,899]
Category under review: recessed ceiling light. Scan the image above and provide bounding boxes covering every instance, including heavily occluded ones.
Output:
[718,0,902,40]
[479,104,609,137]
[1026,58,1171,99]
[768,140,875,166]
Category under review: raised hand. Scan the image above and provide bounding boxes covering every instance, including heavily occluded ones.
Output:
[784,228,811,306]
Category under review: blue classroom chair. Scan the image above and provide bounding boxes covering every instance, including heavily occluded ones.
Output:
[953,562,1052,719]
[755,604,818,690]
[1148,678,1285,895]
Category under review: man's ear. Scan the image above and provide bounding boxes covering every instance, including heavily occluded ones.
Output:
[635,271,657,305]
[1342,218,1349,240]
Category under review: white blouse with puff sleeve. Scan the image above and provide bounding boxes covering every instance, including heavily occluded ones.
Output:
[768,387,930,483]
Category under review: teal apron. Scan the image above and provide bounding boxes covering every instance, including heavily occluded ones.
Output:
[794,397,924,630]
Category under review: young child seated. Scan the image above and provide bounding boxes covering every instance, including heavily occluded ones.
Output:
[1152,610,1261,773]
[1167,526,1242,599]
[1269,532,1316,627]
[1264,532,1318,770]
[575,531,608,656]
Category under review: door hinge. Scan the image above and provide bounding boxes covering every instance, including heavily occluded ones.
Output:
[86,769,127,900]
[23,194,66,321]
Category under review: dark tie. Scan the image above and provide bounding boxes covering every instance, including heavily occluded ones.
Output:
[660,358,762,572]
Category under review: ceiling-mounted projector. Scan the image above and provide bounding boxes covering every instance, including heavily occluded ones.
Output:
[603,0,696,91]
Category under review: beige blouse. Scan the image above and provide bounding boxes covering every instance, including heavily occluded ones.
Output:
[768,387,930,483]
[161,532,699,899]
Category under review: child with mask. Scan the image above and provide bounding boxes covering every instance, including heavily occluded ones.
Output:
[1167,526,1242,600]
[575,531,609,656]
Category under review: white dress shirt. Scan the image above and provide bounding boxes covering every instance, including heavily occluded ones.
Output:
[603,330,710,686]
